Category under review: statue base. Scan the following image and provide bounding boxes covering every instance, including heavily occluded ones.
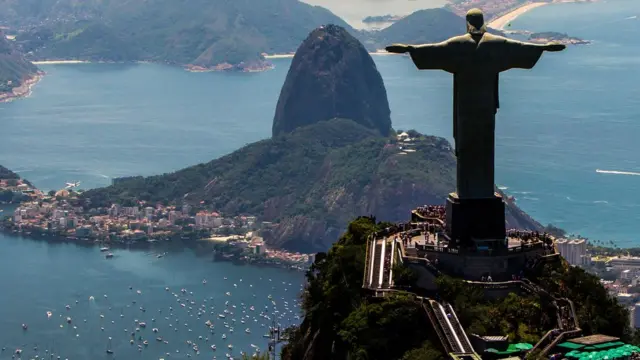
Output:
[445,192,506,245]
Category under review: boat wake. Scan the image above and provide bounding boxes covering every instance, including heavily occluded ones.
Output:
[596,169,640,176]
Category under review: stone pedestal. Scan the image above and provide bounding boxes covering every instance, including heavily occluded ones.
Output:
[445,192,506,244]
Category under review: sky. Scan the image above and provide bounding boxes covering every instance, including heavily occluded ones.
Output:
[300,0,447,28]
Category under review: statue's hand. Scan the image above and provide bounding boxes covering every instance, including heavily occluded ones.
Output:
[385,44,414,54]
[544,42,566,52]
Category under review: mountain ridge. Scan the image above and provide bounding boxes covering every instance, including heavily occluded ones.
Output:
[2,1,479,69]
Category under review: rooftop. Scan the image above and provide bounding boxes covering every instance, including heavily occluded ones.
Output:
[569,334,620,346]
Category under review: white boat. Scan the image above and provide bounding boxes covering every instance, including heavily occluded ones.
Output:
[245,328,251,334]
[105,253,114,259]
[100,247,110,252]
[106,337,114,354]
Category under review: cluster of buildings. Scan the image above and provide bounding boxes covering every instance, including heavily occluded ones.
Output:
[445,0,536,19]
[553,238,640,331]
[1,191,312,270]
[0,176,42,203]
[6,197,256,242]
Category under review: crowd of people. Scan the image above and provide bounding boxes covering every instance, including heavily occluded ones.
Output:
[506,228,553,244]
[415,205,446,220]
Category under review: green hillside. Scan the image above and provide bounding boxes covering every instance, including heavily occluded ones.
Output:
[0,32,39,93]
[4,0,354,67]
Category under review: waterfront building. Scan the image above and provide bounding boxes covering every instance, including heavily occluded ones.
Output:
[556,238,587,266]
[76,226,92,238]
[145,206,154,219]
[610,257,640,270]
[195,212,222,229]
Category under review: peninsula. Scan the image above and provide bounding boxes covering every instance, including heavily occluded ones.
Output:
[0,31,41,102]
[529,31,591,45]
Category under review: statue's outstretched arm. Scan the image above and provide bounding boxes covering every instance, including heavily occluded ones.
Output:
[503,37,566,52]
[385,41,450,54]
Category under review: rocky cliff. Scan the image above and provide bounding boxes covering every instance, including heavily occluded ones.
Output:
[272,25,391,137]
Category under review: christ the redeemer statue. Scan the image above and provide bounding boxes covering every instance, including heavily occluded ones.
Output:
[387,8,565,200]
[388,9,564,243]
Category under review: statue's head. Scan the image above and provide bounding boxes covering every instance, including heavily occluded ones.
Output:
[466,8,487,35]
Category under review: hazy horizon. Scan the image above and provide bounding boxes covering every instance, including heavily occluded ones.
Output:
[300,0,447,28]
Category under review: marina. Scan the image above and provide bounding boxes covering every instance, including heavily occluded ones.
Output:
[0,226,304,359]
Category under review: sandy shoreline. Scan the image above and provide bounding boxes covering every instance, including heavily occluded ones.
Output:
[488,2,548,30]
[32,60,90,65]
[0,72,44,103]
[264,51,397,59]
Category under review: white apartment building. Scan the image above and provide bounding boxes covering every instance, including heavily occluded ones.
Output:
[556,238,587,266]
[195,212,222,229]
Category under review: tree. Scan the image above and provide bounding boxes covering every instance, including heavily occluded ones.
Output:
[401,341,445,360]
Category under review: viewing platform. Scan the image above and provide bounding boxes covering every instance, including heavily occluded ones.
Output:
[361,206,574,360]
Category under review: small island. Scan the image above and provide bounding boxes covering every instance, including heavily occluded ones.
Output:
[362,14,404,24]
[529,31,590,45]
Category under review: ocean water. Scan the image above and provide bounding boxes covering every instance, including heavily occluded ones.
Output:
[0,0,637,356]
[0,221,304,359]
[0,5,637,229]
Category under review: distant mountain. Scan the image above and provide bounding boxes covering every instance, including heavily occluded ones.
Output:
[372,8,465,47]
[361,8,504,50]
[0,32,39,98]
[2,0,354,69]
[273,25,391,137]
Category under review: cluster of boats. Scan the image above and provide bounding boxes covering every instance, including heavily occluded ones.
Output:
[12,271,303,360]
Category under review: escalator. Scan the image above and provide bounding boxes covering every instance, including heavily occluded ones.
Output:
[368,243,382,289]
[381,240,393,288]
[429,300,464,353]
[446,303,474,353]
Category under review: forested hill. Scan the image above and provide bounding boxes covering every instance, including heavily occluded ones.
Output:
[0,32,39,94]
[2,0,353,69]
[1,1,485,68]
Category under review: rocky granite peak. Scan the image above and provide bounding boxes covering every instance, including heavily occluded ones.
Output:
[272,24,391,138]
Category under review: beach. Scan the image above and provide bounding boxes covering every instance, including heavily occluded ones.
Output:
[31,60,90,65]
[264,51,398,59]
[488,2,548,30]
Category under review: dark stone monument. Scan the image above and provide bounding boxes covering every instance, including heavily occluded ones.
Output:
[387,8,564,246]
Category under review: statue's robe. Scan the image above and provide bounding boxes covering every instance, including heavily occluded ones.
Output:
[409,33,544,199]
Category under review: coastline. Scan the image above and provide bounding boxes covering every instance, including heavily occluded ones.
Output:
[264,51,398,59]
[0,72,44,103]
[31,60,90,65]
[488,2,548,30]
